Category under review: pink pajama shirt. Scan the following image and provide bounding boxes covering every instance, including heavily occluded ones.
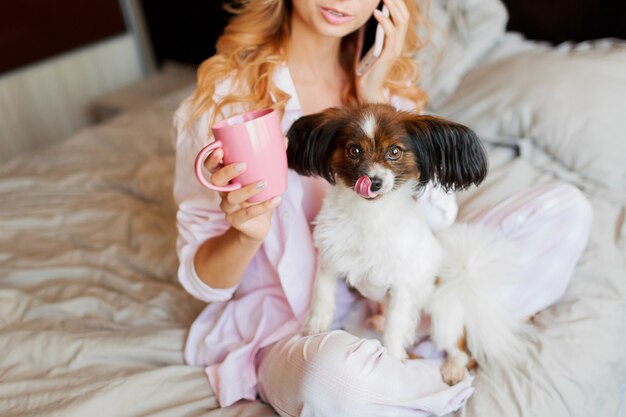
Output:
[172,65,592,416]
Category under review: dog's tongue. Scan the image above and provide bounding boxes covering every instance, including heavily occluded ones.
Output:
[355,175,376,198]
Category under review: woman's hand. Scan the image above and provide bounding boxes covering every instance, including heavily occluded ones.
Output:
[357,0,410,103]
[204,148,282,244]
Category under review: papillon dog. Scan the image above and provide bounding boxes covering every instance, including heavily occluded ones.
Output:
[287,103,531,385]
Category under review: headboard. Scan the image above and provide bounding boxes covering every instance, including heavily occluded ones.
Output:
[139,0,626,69]
[502,0,625,44]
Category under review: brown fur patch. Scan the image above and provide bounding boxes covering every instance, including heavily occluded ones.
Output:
[456,330,478,370]
[408,352,424,360]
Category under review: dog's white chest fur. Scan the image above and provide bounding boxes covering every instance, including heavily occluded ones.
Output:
[312,183,443,301]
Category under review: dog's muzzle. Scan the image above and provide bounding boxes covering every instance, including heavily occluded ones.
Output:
[354,175,382,199]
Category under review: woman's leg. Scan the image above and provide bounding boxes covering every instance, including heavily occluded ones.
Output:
[256,330,474,417]
[461,183,592,318]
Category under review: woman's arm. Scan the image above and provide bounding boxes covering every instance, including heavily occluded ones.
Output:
[192,146,282,289]
[172,97,281,301]
[193,226,263,289]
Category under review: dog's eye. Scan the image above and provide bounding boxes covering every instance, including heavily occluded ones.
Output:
[347,145,361,159]
[386,146,402,160]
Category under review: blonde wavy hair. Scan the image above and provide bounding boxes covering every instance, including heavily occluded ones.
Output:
[188,0,431,129]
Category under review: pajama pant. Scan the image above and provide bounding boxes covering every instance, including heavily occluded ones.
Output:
[256,183,592,417]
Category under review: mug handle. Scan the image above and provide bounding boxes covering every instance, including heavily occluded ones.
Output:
[194,141,242,192]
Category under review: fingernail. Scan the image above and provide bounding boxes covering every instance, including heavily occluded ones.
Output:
[270,196,282,206]
[235,163,246,172]
[256,180,267,189]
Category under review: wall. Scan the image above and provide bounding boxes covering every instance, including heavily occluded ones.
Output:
[0,34,144,162]
[0,0,154,163]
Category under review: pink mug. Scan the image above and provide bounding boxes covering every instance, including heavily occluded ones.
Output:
[194,108,287,203]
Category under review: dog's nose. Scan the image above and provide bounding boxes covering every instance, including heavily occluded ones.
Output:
[370,177,382,192]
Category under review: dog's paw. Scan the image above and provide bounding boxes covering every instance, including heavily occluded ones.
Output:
[304,310,334,336]
[441,357,466,386]
[384,341,409,360]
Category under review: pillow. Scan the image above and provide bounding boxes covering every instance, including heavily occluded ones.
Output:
[416,0,508,108]
[432,39,626,193]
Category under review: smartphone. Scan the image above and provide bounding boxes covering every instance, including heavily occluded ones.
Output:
[356,3,390,76]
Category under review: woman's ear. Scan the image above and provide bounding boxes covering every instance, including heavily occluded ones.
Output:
[402,115,488,191]
[286,108,345,184]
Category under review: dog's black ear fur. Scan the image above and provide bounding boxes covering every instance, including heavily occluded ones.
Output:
[286,108,345,184]
[403,115,488,191]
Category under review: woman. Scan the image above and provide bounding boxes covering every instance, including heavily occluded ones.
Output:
[172,0,592,416]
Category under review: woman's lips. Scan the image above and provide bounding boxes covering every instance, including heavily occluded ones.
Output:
[320,7,354,25]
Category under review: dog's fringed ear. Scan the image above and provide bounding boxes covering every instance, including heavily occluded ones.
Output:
[403,115,488,191]
[286,108,345,184]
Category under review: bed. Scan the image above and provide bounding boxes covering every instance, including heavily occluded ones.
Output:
[1,0,625,416]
